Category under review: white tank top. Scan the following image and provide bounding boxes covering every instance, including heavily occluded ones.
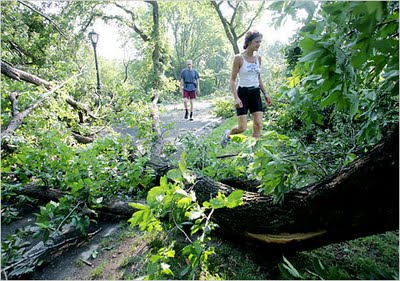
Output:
[238,55,260,88]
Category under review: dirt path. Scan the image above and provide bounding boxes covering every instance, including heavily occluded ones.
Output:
[2,99,224,280]
[160,99,223,141]
[113,99,223,143]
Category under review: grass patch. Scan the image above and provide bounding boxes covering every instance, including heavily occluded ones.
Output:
[276,230,399,280]
[89,261,107,279]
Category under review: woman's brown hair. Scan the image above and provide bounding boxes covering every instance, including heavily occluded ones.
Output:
[243,30,263,49]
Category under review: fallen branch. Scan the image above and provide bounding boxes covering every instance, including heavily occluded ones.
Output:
[11,125,399,253]
[1,226,101,278]
[1,69,83,140]
[1,60,52,89]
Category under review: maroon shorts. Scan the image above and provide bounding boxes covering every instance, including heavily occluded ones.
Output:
[183,90,196,99]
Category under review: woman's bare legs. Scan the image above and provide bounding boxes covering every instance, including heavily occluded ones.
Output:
[251,111,263,138]
[230,115,248,135]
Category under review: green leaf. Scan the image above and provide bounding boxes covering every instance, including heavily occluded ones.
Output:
[230,134,247,143]
[129,202,147,210]
[226,190,244,208]
[177,197,192,208]
[179,151,187,172]
[166,169,182,183]
[300,36,315,52]
[187,205,204,220]
[128,209,147,228]
[282,256,302,279]
[346,92,359,118]
[165,250,175,258]
[161,264,174,276]
[298,49,324,62]
[350,51,368,69]
[321,90,341,108]
[147,186,165,208]
[365,1,383,21]
[209,198,226,209]
[180,265,191,277]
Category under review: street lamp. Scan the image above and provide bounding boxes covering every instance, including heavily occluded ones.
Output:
[88,30,101,93]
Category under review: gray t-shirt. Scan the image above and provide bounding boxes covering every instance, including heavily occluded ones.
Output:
[181,68,199,91]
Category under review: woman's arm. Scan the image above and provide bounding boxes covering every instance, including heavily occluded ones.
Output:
[231,55,243,107]
[258,56,272,106]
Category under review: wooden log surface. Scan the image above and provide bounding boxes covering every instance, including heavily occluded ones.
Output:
[13,125,399,253]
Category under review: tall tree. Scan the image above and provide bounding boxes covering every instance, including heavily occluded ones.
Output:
[211,1,266,54]
[163,2,229,82]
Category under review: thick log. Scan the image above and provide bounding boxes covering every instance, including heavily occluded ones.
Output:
[10,125,399,253]
[192,125,399,252]
[13,184,138,217]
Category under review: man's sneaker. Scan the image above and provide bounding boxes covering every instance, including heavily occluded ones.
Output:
[220,129,231,148]
[189,112,193,121]
[184,111,189,119]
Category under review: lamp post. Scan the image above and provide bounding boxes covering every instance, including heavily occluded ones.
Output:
[88,30,101,93]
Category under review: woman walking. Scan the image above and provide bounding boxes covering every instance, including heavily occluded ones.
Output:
[221,30,272,148]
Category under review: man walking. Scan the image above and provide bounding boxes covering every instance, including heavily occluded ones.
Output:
[180,59,200,121]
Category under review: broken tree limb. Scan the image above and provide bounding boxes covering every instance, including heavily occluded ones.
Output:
[1,225,102,279]
[12,183,139,217]
[1,70,83,141]
[71,132,94,144]
[12,125,399,253]
[1,60,52,89]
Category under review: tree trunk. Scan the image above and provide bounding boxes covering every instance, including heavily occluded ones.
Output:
[211,1,265,54]
[191,125,399,252]
[13,125,399,253]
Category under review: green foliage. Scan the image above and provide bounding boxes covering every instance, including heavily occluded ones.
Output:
[3,132,151,199]
[1,232,34,277]
[278,231,399,280]
[1,1,398,279]
[212,95,235,118]
[128,153,244,279]
[274,0,399,148]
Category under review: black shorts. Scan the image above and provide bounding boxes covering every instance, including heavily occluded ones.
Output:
[236,86,264,116]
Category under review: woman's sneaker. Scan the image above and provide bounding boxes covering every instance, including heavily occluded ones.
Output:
[220,130,231,148]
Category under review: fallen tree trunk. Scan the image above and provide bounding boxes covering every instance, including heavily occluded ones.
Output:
[13,125,399,253]
[192,125,399,252]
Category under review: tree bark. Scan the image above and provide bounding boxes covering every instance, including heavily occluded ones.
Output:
[1,71,83,141]
[1,60,52,89]
[192,125,399,252]
[13,125,399,252]
[1,223,102,279]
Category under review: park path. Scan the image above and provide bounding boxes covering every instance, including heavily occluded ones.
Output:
[160,100,224,141]
[113,99,224,147]
[1,99,224,280]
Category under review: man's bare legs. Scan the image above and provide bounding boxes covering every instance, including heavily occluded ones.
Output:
[183,97,189,119]
[183,97,189,111]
